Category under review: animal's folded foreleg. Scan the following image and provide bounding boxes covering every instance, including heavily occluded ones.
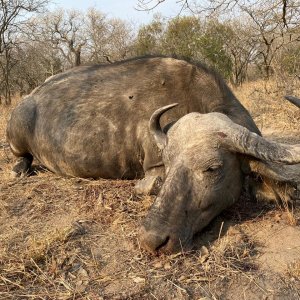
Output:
[11,154,33,178]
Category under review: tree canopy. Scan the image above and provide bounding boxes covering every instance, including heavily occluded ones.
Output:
[1,0,300,103]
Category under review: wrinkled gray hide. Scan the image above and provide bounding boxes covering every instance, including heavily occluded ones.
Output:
[139,104,300,253]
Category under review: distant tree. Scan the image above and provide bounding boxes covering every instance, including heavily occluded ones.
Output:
[137,0,192,12]
[197,19,232,79]
[137,0,300,79]
[134,14,165,55]
[220,20,257,85]
[105,18,135,61]
[0,7,135,101]
[0,0,49,104]
[280,45,300,75]
[162,16,202,59]
[239,1,299,78]
[12,41,62,94]
[134,15,233,79]
[272,42,300,85]
[33,9,87,69]
[85,8,110,63]
[83,8,134,63]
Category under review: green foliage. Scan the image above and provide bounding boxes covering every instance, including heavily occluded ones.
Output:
[134,16,233,79]
[134,15,165,55]
[198,20,233,79]
[162,16,202,58]
[280,46,300,75]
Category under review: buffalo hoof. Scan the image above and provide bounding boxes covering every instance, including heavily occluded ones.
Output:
[11,169,30,178]
[11,170,23,178]
[134,175,163,195]
[11,155,33,178]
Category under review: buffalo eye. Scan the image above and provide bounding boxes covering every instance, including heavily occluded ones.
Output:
[203,163,223,173]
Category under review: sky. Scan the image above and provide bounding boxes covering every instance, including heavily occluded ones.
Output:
[49,0,188,25]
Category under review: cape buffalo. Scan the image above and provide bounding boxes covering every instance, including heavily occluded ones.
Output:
[6,56,300,253]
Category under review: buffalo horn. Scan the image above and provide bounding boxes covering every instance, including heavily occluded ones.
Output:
[222,124,300,164]
[285,95,300,108]
[149,103,178,149]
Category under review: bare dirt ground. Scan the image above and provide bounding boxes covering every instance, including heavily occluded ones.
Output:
[0,80,300,300]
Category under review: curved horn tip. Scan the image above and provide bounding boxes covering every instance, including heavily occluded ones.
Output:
[164,102,179,109]
[153,103,179,114]
[150,103,179,121]
[149,103,179,150]
[284,95,300,108]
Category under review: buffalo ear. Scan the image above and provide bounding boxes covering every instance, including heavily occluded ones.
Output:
[248,160,300,203]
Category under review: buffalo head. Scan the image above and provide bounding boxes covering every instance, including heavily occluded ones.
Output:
[139,104,300,254]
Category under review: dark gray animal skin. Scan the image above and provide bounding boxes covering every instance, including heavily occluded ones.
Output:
[7,56,258,180]
[7,56,300,254]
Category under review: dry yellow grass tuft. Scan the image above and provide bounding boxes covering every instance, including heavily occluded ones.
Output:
[0,96,21,178]
[288,260,300,280]
[233,79,300,133]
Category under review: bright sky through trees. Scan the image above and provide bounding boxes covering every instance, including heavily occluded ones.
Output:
[50,0,186,24]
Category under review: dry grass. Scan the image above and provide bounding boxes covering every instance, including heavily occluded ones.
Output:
[288,261,300,280]
[0,80,300,299]
[235,79,300,227]
[0,171,261,299]
[233,79,300,133]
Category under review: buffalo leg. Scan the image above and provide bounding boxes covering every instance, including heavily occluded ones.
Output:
[11,154,33,177]
[135,166,165,195]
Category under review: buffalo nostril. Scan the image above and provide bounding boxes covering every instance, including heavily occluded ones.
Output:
[139,226,171,254]
[155,236,170,252]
